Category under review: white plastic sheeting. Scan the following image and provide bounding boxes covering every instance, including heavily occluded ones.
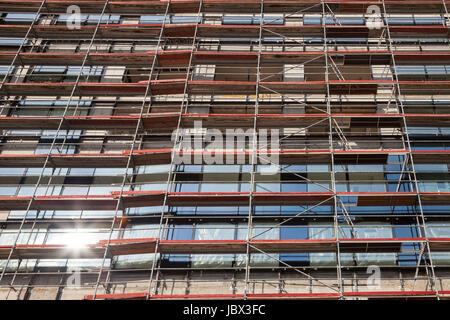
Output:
[191,223,280,268]
[427,222,450,265]
[309,222,396,266]
[344,222,396,266]
[309,223,352,266]
[0,227,46,271]
[191,224,235,268]
[42,227,114,269]
[0,227,115,270]
[238,223,280,267]
[115,224,160,269]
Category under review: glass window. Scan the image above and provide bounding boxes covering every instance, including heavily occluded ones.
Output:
[255,17,284,25]
[342,222,397,266]
[386,17,444,25]
[324,17,365,25]
[385,17,414,25]
[203,165,241,173]
[309,223,353,266]
[222,16,253,25]
[0,65,11,75]
[303,16,321,25]
[137,164,171,174]
[280,226,308,265]
[307,164,329,172]
[427,222,450,265]
[415,17,445,25]
[256,183,280,192]
[45,228,106,246]
[0,37,27,45]
[395,224,421,266]
[192,224,235,268]
[69,168,96,176]
[222,16,284,25]
[166,225,193,240]
[87,14,120,24]
[58,14,120,24]
[175,183,199,192]
[61,186,88,195]
[34,66,66,74]
[199,183,239,192]
[346,164,384,172]
[236,223,280,267]
[95,168,129,176]
[139,15,169,24]
[67,66,103,76]
[281,225,308,239]
[5,13,37,23]
[115,224,159,269]
[136,184,166,192]
[281,183,307,192]
[0,186,18,196]
[171,16,201,24]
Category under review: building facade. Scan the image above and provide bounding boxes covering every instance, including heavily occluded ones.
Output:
[0,0,450,300]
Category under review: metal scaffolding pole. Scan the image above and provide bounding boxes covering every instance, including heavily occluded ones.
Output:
[91,0,167,299]
[1,0,450,300]
[322,0,343,299]
[244,0,264,299]
[381,0,440,299]
[145,0,203,300]
[0,0,111,297]
[0,0,48,298]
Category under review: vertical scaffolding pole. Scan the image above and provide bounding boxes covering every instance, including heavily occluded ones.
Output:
[442,0,449,26]
[0,0,46,96]
[0,0,111,296]
[321,0,343,299]
[145,0,203,300]
[244,0,264,299]
[91,1,170,299]
[0,0,47,295]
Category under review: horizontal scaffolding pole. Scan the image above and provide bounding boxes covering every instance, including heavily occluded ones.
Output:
[2,236,450,260]
[2,80,450,96]
[2,113,449,130]
[1,50,449,67]
[1,190,450,209]
[2,149,450,168]
[1,24,447,40]
[84,290,450,300]
[0,149,411,168]
[0,0,448,14]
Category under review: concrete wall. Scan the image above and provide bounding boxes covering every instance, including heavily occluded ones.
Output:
[1,270,448,299]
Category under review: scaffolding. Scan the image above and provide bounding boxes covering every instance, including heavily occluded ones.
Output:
[0,0,450,300]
